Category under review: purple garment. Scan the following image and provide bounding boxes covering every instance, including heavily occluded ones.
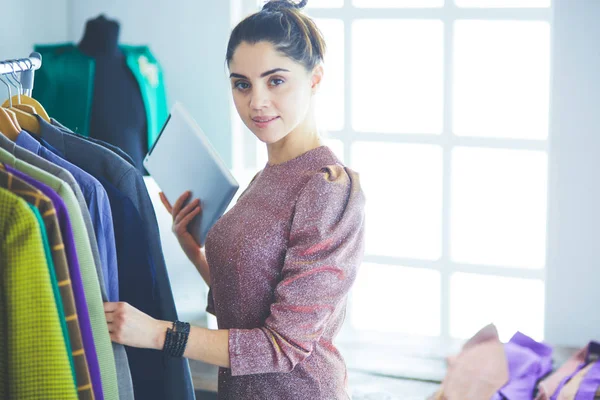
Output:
[16,130,119,302]
[205,146,365,399]
[553,342,600,400]
[576,360,600,400]
[492,332,553,400]
[4,164,104,400]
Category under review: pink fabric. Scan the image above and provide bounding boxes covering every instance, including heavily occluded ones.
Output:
[536,348,587,400]
[205,146,365,399]
[557,363,595,400]
[435,324,509,400]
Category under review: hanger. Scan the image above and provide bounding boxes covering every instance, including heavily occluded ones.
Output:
[0,57,51,122]
[7,68,37,115]
[0,71,22,135]
[0,72,20,140]
[0,107,20,140]
[0,61,40,134]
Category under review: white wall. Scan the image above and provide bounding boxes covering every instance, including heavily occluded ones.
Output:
[1,0,69,100]
[545,0,600,347]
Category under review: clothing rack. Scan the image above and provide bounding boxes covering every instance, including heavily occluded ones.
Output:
[0,52,42,96]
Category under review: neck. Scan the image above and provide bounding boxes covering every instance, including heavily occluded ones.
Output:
[267,110,321,165]
[78,15,120,56]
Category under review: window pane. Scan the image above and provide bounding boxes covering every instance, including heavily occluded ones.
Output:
[352,263,441,336]
[324,138,344,162]
[352,142,442,259]
[453,21,550,139]
[354,0,444,7]
[256,139,268,167]
[450,273,545,342]
[455,0,550,7]
[450,147,548,268]
[260,0,344,8]
[307,0,344,7]
[256,140,342,165]
[353,20,444,134]
[314,19,345,131]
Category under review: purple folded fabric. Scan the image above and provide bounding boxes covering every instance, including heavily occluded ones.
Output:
[537,348,587,400]
[552,342,600,400]
[491,332,553,400]
[574,345,600,400]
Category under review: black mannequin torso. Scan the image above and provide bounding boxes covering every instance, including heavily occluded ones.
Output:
[78,15,148,174]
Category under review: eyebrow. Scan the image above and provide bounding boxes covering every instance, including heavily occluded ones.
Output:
[229,68,290,79]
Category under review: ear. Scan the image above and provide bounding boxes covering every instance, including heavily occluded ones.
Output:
[310,64,324,95]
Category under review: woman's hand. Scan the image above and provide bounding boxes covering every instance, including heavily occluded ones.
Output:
[104,302,169,350]
[159,191,203,261]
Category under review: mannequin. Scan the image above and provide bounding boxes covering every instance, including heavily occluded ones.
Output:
[78,15,148,174]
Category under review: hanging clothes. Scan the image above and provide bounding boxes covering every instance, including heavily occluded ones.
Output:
[52,117,136,166]
[0,145,112,399]
[0,52,166,400]
[0,164,96,397]
[15,130,119,302]
[0,50,193,397]
[39,115,196,400]
[0,187,78,399]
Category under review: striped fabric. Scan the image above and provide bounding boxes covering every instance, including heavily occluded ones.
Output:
[0,146,118,400]
[0,165,94,399]
[28,202,74,377]
[0,187,77,399]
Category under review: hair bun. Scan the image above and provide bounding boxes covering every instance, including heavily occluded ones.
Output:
[262,0,308,12]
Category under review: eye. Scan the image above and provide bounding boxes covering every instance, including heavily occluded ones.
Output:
[234,81,250,91]
[270,77,285,86]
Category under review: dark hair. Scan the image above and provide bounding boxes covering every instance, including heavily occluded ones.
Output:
[226,0,326,72]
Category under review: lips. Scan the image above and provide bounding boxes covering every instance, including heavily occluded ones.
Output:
[251,116,280,128]
[252,116,279,123]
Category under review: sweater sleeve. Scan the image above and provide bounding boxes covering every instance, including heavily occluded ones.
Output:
[227,165,365,376]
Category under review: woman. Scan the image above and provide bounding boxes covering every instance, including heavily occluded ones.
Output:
[104,0,365,398]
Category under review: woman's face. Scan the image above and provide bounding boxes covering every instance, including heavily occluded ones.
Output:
[229,41,321,145]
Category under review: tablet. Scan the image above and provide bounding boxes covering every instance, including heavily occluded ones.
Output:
[144,102,239,247]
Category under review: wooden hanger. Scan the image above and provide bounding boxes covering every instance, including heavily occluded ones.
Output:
[13,103,37,115]
[0,59,51,123]
[2,95,50,122]
[0,107,20,141]
[0,72,41,134]
[7,106,40,135]
[4,109,21,130]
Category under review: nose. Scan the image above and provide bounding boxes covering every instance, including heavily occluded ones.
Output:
[249,86,270,110]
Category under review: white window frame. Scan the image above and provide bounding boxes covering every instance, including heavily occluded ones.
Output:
[229,0,554,352]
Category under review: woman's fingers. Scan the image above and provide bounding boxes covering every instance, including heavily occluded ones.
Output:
[174,198,201,225]
[103,301,119,313]
[176,206,202,231]
[172,191,191,218]
[159,192,173,214]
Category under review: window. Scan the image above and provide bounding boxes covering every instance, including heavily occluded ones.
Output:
[233,0,552,345]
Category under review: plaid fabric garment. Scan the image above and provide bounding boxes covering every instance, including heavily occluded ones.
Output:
[0,187,77,399]
[0,165,94,399]
[0,144,119,400]
[1,168,74,378]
